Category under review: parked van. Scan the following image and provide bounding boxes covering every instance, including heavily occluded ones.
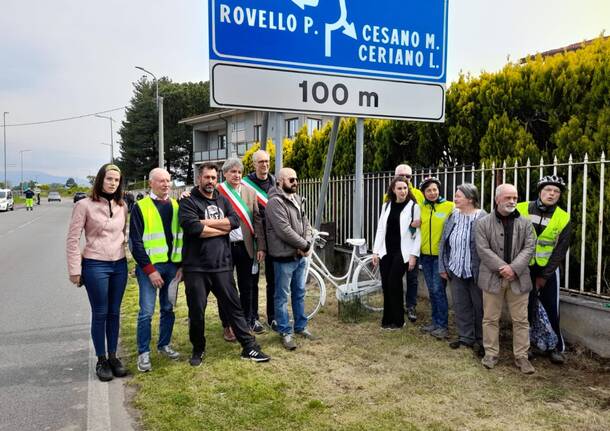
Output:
[0,189,14,211]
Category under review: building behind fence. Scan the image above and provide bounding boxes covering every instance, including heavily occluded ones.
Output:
[300,153,609,300]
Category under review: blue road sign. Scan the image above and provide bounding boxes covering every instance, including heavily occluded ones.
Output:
[209,0,448,121]
[210,0,448,83]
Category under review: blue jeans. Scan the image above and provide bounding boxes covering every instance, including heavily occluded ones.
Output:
[273,257,308,335]
[81,258,128,357]
[420,255,448,329]
[136,263,177,354]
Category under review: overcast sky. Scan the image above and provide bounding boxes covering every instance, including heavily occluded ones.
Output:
[0,0,607,181]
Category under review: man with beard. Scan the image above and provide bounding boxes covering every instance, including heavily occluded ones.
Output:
[475,184,536,374]
[179,163,270,365]
[266,167,315,351]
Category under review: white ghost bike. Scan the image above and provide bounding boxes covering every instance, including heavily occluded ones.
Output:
[303,230,382,320]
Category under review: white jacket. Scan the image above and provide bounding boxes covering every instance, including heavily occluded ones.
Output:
[373,200,421,263]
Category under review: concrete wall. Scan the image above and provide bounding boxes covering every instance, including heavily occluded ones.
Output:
[559,294,610,358]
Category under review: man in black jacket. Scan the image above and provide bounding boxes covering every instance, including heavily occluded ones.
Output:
[243,149,276,330]
[517,175,571,365]
[179,162,270,366]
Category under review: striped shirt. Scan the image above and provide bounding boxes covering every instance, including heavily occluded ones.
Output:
[447,211,478,278]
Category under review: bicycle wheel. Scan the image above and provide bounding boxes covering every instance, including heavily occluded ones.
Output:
[304,267,326,320]
[352,255,383,312]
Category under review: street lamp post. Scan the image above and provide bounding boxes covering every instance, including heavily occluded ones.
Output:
[3,112,8,188]
[99,143,112,163]
[135,66,164,169]
[19,149,31,192]
[95,114,115,163]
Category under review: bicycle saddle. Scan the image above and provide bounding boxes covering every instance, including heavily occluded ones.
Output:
[346,238,366,247]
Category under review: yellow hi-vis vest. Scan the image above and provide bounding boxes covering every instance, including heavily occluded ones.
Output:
[136,196,183,264]
[516,201,570,267]
[420,200,454,256]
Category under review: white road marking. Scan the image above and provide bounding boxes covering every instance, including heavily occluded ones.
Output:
[86,340,111,431]
[0,214,45,238]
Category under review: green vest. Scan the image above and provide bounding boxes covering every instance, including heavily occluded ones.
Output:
[516,201,570,267]
[136,196,183,264]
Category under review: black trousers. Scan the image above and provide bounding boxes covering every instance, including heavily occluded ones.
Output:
[380,253,406,327]
[184,270,257,354]
[528,269,564,352]
[230,241,257,326]
[405,257,419,309]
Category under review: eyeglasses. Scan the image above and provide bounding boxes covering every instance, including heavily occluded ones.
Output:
[287,178,298,184]
[257,160,270,164]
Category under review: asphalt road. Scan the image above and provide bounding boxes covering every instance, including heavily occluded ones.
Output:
[0,202,134,431]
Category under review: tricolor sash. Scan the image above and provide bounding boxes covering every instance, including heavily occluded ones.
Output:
[218,182,255,235]
[242,177,269,207]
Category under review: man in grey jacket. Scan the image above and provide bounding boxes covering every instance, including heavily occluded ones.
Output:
[266,167,315,350]
[475,184,536,374]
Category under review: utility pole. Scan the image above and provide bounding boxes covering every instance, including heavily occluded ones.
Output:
[95,114,115,163]
[3,112,8,188]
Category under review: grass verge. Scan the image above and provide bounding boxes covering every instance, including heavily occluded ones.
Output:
[120,260,610,431]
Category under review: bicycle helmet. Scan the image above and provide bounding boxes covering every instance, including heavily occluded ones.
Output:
[419,176,441,192]
[537,175,566,192]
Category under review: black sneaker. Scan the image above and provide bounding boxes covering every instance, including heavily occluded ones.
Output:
[96,358,113,382]
[549,349,566,365]
[251,320,266,334]
[241,346,270,362]
[108,357,127,377]
[190,352,204,367]
[472,342,485,358]
[406,307,417,323]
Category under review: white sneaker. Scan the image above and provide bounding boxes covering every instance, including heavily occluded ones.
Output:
[158,345,180,360]
[137,351,152,372]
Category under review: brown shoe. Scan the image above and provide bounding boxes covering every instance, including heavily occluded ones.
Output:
[223,326,236,342]
[481,355,498,369]
[515,357,536,374]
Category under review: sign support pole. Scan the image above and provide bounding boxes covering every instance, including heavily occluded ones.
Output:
[354,117,364,239]
[260,112,269,151]
[314,116,340,230]
[158,96,164,169]
[275,114,284,178]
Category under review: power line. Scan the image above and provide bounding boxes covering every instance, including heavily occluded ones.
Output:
[1,106,127,127]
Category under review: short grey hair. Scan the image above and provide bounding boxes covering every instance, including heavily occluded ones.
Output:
[252,149,270,163]
[221,157,243,173]
[495,183,517,201]
[457,183,480,208]
[149,167,170,181]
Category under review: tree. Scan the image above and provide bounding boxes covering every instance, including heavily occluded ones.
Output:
[65,178,77,188]
[117,78,211,184]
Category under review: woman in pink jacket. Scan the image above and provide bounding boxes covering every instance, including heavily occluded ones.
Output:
[66,163,128,382]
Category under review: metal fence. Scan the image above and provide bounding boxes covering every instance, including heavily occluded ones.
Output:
[300,153,609,300]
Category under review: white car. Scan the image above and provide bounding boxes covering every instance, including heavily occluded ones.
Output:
[0,189,14,211]
[48,191,62,202]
